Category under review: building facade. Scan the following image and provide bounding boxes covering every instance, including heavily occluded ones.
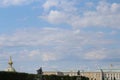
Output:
[43,70,120,80]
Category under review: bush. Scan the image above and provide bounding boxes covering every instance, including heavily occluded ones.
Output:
[0,71,35,80]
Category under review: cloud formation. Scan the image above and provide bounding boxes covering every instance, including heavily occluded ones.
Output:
[0,0,120,73]
[0,27,119,61]
[0,27,120,72]
[41,0,120,29]
[0,0,35,7]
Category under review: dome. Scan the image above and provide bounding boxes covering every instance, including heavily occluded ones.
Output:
[6,66,16,72]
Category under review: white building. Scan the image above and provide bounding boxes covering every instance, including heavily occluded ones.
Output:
[43,69,120,80]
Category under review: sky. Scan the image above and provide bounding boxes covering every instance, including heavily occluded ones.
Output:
[0,0,120,73]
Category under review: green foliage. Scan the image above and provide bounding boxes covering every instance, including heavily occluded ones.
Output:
[42,75,89,80]
[0,71,89,80]
[0,71,35,80]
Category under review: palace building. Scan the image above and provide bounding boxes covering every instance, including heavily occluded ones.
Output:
[43,69,120,80]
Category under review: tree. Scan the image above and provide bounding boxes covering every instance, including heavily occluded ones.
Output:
[77,70,80,76]
[37,67,43,75]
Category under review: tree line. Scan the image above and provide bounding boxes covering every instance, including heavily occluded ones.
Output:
[0,71,89,80]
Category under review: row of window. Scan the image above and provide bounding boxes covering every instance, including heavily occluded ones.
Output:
[104,73,120,79]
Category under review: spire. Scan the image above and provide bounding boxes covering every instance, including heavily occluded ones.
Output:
[5,56,16,72]
[8,56,13,67]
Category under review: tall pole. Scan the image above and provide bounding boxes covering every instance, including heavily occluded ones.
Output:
[100,69,104,80]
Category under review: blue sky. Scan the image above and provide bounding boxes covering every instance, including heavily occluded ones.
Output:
[0,0,120,73]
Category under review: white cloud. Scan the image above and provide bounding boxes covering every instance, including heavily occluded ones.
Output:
[111,3,120,12]
[0,27,119,61]
[42,53,58,61]
[29,50,40,57]
[42,0,59,11]
[41,0,120,29]
[84,49,107,60]
[42,10,68,24]
[0,0,35,7]
[0,27,120,72]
